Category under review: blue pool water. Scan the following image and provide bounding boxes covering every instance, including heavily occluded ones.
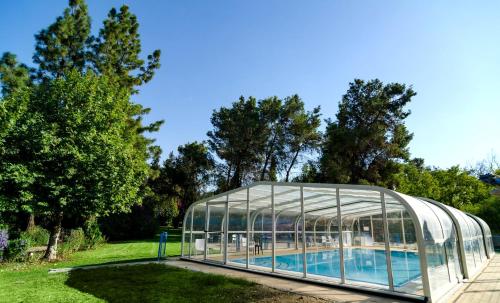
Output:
[232,248,421,287]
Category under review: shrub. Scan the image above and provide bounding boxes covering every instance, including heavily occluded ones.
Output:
[83,218,105,249]
[59,228,85,257]
[5,235,31,262]
[21,226,50,246]
[99,204,159,241]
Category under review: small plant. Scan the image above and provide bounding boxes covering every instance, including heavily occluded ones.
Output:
[59,228,85,257]
[83,218,105,249]
[21,226,50,246]
[6,235,31,262]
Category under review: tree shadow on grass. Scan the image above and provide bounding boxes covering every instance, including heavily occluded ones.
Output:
[65,263,280,303]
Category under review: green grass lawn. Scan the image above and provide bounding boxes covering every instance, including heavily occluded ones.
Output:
[0,229,302,303]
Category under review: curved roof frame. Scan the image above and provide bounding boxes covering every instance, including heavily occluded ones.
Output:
[421,197,493,279]
[182,182,433,300]
[468,213,494,259]
[180,182,493,302]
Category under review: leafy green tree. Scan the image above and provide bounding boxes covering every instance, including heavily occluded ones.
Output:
[394,162,441,198]
[258,96,285,181]
[161,142,214,226]
[0,53,31,97]
[2,0,163,235]
[320,79,415,185]
[208,95,322,189]
[0,72,151,260]
[208,97,265,190]
[430,166,491,209]
[395,163,492,209]
[282,95,321,181]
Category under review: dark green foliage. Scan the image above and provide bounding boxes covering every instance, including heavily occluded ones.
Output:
[21,226,49,246]
[395,163,492,209]
[208,95,321,190]
[160,142,213,226]
[208,96,264,190]
[6,235,31,261]
[0,53,31,97]
[1,0,164,250]
[320,79,415,186]
[33,0,91,79]
[91,5,161,93]
[466,196,500,233]
[281,95,321,181]
[0,72,152,259]
[99,204,160,241]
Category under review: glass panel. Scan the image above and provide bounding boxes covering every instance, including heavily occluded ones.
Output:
[192,203,206,231]
[190,233,205,260]
[403,195,460,298]
[182,232,190,257]
[272,186,304,276]
[340,189,389,289]
[184,208,192,231]
[227,201,248,267]
[248,185,272,272]
[206,203,225,263]
[384,195,423,295]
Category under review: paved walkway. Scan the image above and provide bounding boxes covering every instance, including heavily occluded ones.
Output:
[449,254,500,303]
[165,259,414,303]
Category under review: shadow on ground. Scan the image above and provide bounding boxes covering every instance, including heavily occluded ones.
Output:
[64,263,291,303]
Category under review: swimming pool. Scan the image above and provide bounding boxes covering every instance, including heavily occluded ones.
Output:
[232,248,422,287]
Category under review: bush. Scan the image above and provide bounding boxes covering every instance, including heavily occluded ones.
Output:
[83,218,105,249]
[5,235,31,262]
[59,228,85,257]
[21,226,49,246]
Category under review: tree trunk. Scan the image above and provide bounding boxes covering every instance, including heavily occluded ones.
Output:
[285,150,300,182]
[43,211,63,261]
[26,213,35,231]
[260,134,277,181]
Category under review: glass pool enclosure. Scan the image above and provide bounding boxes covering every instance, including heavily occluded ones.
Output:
[181,182,495,302]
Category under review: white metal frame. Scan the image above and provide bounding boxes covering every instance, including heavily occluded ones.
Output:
[180,181,492,303]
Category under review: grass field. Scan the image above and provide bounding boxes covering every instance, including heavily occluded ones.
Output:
[0,229,315,303]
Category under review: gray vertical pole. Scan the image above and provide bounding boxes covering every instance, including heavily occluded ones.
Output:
[301,186,307,277]
[294,218,299,250]
[336,188,345,284]
[189,207,194,257]
[358,217,361,246]
[271,185,276,272]
[224,195,229,264]
[313,217,320,247]
[204,204,209,260]
[401,210,406,246]
[246,187,250,269]
[381,192,394,291]
[370,215,374,241]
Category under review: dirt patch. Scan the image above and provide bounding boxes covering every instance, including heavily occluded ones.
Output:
[249,285,331,303]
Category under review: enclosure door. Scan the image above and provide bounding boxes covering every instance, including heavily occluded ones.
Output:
[206,203,226,263]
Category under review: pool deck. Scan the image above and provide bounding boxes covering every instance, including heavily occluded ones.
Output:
[166,259,415,302]
[449,254,500,303]
[167,254,500,303]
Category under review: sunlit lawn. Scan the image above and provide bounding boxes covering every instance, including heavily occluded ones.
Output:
[0,228,286,303]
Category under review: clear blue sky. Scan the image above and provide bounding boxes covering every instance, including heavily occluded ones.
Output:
[1,1,499,169]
